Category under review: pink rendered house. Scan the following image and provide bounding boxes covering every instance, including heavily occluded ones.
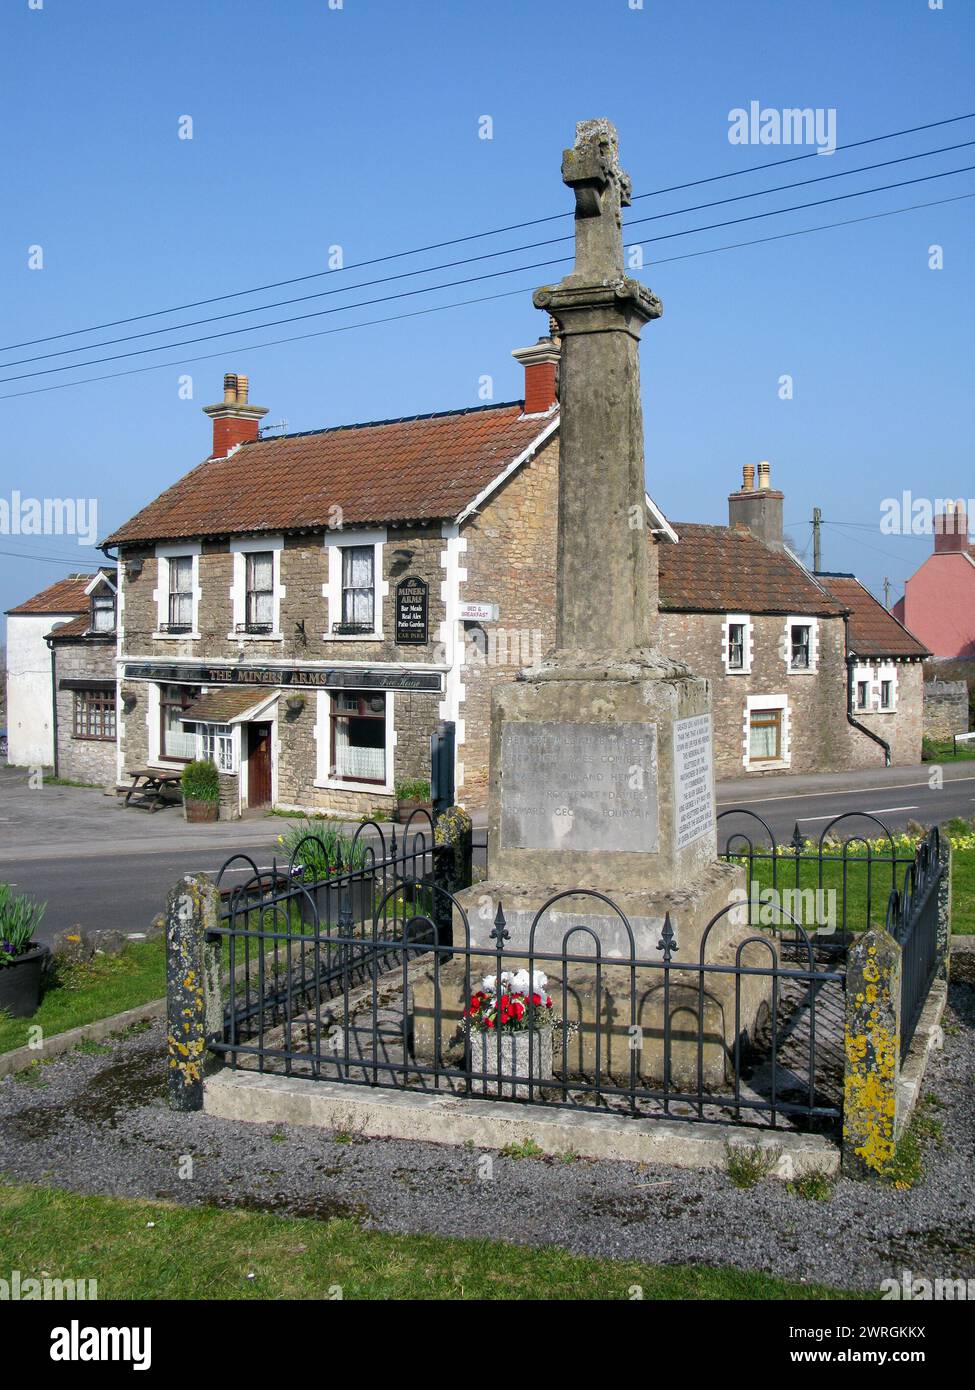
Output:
[893,507,975,659]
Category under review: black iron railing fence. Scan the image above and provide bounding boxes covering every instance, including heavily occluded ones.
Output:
[886,826,943,1059]
[203,807,945,1132]
[717,809,917,946]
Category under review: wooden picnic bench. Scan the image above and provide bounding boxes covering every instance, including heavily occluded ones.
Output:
[122,768,183,812]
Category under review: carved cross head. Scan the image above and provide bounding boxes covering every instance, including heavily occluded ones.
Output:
[560,118,631,277]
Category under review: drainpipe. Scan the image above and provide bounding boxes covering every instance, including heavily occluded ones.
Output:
[844,615,890,767]
[46,636,60,780]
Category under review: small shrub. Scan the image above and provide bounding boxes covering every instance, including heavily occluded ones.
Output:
[0,884,46,962]
[787,1169,834,1201]
[725,1141,779,1189]
[278,819,368,880]
[500,1137,544,1160]
[395,778,431,802]
[181,759,220,802]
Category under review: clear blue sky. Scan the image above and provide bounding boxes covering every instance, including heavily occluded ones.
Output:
[1,0,973,639]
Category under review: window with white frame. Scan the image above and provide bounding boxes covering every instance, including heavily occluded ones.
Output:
[784,616,818,673]
[90,589,116,633]
[723,614,752,674]
[200,723,235,772]
[748,707,783,763]
[159,684,200,761]
[324,530,386,639]
[855,679,870,711]
[340,547,375,632]
[744,693,790,769]
[244,552,274,633]
[167,556,194,632]
[330,691,386,783]
[880,678,894,711]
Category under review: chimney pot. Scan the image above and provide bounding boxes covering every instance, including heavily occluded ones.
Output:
[204,371,269,458]
[728,460,784,549]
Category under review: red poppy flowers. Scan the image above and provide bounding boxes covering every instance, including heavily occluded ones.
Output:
[465,972,554,1034]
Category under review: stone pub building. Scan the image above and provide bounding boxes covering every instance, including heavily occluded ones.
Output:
[102,360,565,817]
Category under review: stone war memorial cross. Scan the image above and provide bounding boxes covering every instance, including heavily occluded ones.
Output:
[413,121,770,1083]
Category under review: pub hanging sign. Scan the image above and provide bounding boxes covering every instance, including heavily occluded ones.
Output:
[395,576,429,645]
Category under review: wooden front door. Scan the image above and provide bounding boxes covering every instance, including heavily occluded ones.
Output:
[247,723,273,808]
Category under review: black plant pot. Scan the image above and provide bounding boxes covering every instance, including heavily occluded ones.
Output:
[299,874,377,931]
[0,944,50,1019]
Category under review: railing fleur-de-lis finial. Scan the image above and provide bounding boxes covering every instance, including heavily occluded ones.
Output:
[790,822,804,855]
[657,912,677,961]
[490,901,510,945]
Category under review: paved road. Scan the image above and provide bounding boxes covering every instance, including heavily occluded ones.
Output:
[1,763,972,944]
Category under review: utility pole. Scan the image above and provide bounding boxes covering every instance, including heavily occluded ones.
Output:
[883,577,891,611]
[812,507,822,574]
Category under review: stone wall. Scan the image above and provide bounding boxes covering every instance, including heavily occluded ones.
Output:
[923,679,970,739]
[849,661,925,766]
[458,436,559,806]
[657,610,887,778]
[52,638,117,787]
[118,524,447,668]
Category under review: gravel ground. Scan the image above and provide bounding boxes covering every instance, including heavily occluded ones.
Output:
[1,961,973,1294]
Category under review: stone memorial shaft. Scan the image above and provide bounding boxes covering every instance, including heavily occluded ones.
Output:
[534,118,662,660]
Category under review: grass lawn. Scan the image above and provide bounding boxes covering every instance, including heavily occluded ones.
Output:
[0,939,166,1057]
[922,737,975,763]
[727,822,975,936]
[0,1181,857,1300]
[952,845,975,935]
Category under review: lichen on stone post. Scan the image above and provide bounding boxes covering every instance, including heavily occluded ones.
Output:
[165,873,223,1111]
[936,833,952,983]
[432,805,473,951]
[842,926,902,1178]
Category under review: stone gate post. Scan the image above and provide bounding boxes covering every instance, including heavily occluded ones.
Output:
[432,806,473,951]
[165,873,223,1111]
[842,926,902,1178]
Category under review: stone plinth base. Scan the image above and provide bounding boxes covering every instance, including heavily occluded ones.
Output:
[411,869,772,1090]
[411,947,772,1090]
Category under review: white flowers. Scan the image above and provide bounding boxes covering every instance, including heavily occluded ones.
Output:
[479,969,547,998]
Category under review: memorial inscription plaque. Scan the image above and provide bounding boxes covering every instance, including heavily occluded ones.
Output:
[673,713,715,851]
[500,722,659,853]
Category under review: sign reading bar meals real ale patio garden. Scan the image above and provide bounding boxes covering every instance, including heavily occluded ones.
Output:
[123,663,443,693]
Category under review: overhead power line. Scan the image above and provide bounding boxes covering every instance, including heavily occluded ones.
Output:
[0,190,969,404]
[6,137,972,373]
[2,163,973,389]
[2,111,972,355]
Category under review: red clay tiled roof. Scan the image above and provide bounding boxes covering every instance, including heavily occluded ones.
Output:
[6,573,98,617]
[102,402,553,545]
[816,573,930,658]
[180,689,268,723]
[659,523,848,616]
[46,614,92,639]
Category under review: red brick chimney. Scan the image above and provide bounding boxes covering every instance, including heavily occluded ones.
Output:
[934,501,969,553]
[203,373,269,458]
[512,331,560,415]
